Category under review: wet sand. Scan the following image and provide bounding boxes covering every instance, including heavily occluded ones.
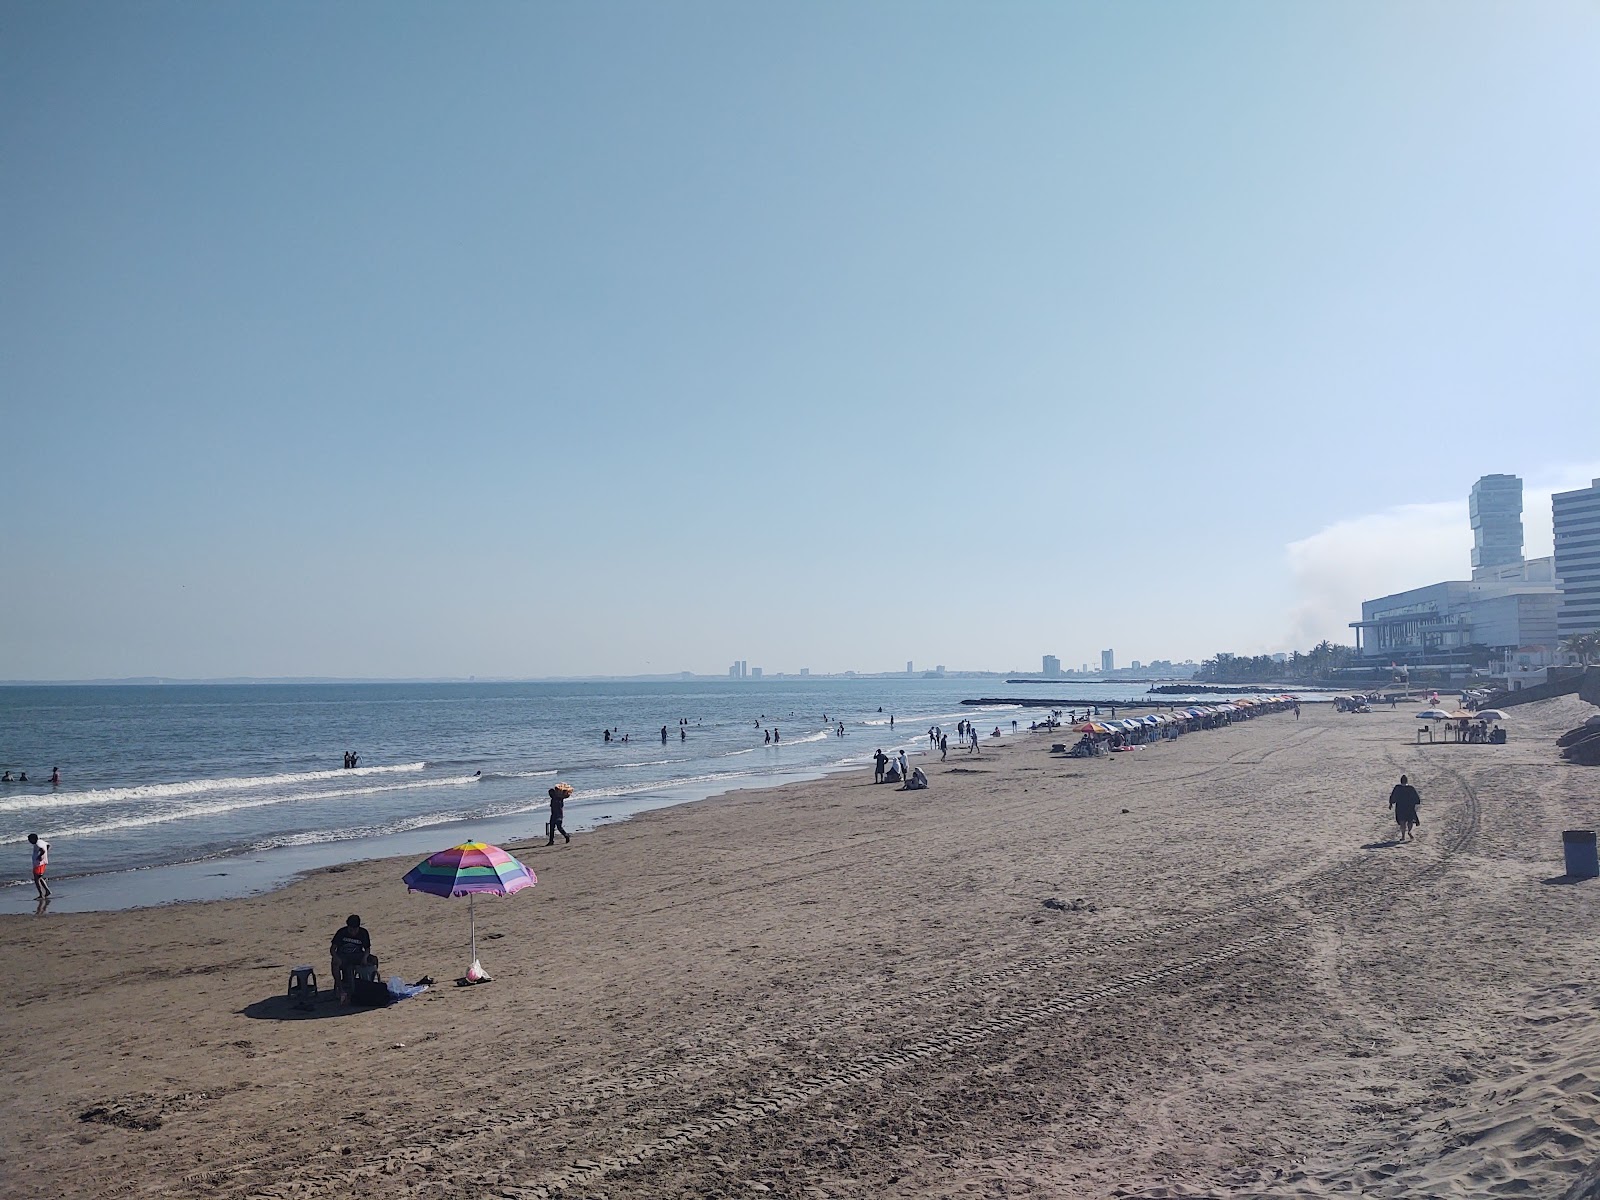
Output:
[4,697,1599,1199]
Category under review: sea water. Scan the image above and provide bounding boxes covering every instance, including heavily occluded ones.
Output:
[0,678,1275,910]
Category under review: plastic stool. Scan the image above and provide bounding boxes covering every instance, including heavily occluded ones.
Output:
[287,964,318,1000]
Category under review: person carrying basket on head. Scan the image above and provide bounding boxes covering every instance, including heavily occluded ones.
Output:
[546,782,573,845]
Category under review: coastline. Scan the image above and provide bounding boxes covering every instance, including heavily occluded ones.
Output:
[6,696,1599,1198]
[0,750,903,914]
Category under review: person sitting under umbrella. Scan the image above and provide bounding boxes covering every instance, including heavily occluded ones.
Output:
[330,914,379,1001]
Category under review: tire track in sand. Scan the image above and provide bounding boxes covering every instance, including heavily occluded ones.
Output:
[220,735,1481,1199]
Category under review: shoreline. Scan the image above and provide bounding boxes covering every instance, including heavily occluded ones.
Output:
[0,753,874,913]
[7,695,1598,1198]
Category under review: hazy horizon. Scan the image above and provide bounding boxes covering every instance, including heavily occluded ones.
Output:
[5,3,1597,680]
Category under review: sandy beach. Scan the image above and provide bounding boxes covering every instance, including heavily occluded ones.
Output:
[5,697,1599,1199]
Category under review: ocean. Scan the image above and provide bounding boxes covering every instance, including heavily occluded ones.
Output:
[0,678,1287,911]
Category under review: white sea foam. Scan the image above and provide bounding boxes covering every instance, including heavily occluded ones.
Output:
[0,761,429,815]
[3,774,480,842]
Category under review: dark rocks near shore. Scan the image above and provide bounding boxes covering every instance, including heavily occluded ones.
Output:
[1560,727,1600,766]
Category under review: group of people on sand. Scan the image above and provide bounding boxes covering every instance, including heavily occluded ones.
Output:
[872,747,927,790]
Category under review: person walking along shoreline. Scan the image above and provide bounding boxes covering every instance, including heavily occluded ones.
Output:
[546,785,572,845]
[27,833,50,899]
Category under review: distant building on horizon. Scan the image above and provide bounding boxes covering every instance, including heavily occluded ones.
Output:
[1042,654,1060,677]
[1100,649,1115,673]
[1351,472,1560,667]
[799,667,810,676]
[1470,474,1524,579]
[1554,478,1600,643]
[906,660,914,674]
[751,666,762,678]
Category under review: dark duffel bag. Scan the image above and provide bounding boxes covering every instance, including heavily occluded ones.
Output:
[351,977,392,1007]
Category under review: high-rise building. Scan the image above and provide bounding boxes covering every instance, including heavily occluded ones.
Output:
[1554,478,1600,642]
[1100,649,1115,673]
[728,663,740,678]
[751,667,762,679]
[1470,474,1524,578]
[906,661,914,674]
[1042,654,1061,677]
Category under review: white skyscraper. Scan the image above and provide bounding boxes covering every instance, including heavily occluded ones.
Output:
[1554,478,1600,642]
[1100,649,1115,673]
[1470,474,1524,579]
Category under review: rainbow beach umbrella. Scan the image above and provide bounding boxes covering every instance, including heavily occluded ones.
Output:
[403,841,535,974]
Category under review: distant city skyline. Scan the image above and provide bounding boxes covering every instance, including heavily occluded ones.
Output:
[3,5,1597,680]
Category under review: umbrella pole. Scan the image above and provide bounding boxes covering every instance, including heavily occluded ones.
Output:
[470,891,477,964]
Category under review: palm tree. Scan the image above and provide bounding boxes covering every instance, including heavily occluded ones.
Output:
[1562,631,1600,665]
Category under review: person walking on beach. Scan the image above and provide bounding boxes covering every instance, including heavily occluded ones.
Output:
[546,785,571,845]
[873,749,887,783]
[27,833,50,899]
[940,733,948,760]
[897,749,908,780]
[1388,775,1422,841]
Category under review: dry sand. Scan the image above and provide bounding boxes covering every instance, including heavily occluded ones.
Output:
[4,698,1600,1199]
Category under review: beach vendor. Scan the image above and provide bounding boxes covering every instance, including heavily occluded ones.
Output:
[546,783,573,845]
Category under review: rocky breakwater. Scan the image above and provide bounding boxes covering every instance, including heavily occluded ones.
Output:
[1559,715,1600,766]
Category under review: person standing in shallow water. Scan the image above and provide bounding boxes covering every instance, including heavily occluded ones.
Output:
[1388,774,1422,840]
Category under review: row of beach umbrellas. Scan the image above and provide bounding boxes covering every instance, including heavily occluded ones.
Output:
[1075,696,1298,735]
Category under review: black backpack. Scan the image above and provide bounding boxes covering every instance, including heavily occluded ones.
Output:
[350,977,392,1007]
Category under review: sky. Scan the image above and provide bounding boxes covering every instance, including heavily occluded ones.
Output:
[3,2,1598,680]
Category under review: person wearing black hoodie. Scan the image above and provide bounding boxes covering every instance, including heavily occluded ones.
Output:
[1388,775,1422,840]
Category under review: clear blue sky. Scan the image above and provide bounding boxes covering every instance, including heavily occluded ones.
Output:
[4,2,1598,679]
